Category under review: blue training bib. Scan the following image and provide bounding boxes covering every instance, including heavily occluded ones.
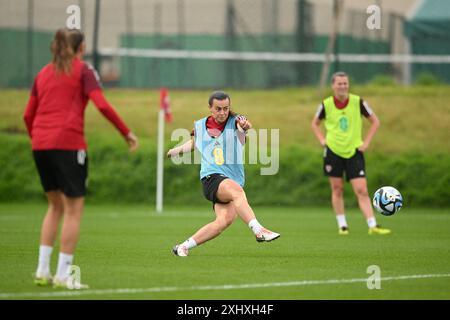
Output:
[194,115,245,186]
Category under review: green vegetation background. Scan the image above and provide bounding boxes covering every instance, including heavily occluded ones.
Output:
[1,86,449,206]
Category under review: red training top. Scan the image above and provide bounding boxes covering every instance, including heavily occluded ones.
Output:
[23,57,130,150]
[190,116,234,138]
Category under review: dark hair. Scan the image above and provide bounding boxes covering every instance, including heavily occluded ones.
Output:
[331,71,349,84]
[208,91,231,106]
[208,91,238,117]
[51,28,85,74]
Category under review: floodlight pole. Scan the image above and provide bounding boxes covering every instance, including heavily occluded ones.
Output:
[318,0,343,95]
[403,34,412,85]
[92,0,101,72]
[27,0,34,87]
[333,0,340,72]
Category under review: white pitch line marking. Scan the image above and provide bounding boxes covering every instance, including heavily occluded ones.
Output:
[1,273,449,299]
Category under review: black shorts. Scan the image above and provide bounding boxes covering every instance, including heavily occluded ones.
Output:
[323,146,366,181]
[201,173,229,205]
[33,150,88,197]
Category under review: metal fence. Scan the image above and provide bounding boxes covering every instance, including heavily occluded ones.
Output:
[0,0,446,88]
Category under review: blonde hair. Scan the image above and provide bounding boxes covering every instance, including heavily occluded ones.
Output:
[51,28,84,74]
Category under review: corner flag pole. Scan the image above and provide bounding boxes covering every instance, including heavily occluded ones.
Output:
[156,107,164,213]
[156,88,172,213]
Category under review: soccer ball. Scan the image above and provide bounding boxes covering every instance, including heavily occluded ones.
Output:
[373,186,403,216]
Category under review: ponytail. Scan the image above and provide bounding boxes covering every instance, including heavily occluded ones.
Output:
[51,28,84,74]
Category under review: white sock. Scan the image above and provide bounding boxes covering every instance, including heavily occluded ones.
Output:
[367,217,377,228]
[56,252,74,280]
[248,219,263,235]
[182,237,197,249]
[336,214,348,228]
[36,245,53,276]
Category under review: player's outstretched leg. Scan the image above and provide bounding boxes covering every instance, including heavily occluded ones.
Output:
[216,179,280,243]
[173,202,237,257]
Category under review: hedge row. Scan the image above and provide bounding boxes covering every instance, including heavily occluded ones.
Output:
[1,133,449,207]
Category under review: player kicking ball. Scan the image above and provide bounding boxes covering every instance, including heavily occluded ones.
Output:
[167,91,280,257]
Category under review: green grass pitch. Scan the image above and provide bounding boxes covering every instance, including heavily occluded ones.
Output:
[0,203,449,300]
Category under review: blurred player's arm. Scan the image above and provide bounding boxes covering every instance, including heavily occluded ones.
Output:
[311,103,326,146]
[23,79,38,137]
[89,89,138,152]
[83,63,138,152]
[359,113,380,152]
[167,136,194,158]
[358,99,380,152]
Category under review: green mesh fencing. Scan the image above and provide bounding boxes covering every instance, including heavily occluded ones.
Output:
[119,34,391,89]
[0,28,53,88]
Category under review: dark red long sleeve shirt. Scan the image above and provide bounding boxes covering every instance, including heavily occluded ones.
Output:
[23,57,130,150]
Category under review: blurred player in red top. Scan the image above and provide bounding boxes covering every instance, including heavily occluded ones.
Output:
[24,28,138,289]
